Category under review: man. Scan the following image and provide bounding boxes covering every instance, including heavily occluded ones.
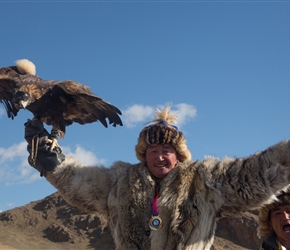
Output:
[24,104,290,250]
[258,188,290,250]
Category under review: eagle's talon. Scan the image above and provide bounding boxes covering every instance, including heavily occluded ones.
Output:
[44,137,62,153]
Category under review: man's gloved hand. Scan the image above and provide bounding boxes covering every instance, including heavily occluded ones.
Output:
[24,118,65,177]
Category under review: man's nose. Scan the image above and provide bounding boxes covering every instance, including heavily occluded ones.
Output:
[283,211,290,219]
[157,153,165,160]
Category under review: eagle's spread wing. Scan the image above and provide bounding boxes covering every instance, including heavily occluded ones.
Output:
[48,80,123,128]
[0,66,21,119]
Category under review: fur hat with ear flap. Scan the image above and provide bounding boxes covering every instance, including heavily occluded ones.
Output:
[135,104,191,162]
[258,186,290,239]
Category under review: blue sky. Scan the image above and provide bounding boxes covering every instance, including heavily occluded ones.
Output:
[0,1,289,212]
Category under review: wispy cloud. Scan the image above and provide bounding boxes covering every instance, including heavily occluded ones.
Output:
[0,141,27,164]
[0,202,16,213]
[63,145,106,166]
[122,104,154,128]
[5,202,15,209]
[0,141,37,186]
[122,103,197,128]
[170,103,197,128]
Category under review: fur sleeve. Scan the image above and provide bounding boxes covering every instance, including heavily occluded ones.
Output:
[204,139,290,216]
[45,156,127,228]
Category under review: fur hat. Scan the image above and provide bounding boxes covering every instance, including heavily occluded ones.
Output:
[135,104,191,162]
[258,186,290,239]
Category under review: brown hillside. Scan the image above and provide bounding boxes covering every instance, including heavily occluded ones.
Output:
[0,192,261,250]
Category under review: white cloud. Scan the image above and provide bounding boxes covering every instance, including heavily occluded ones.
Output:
[122,103,197,128]
[170,103,197,128]
[5,202,15,208]
[18,172,41,184]
[0,141,36,185]
[122,104,154,128]
[63,145,106,166]
[0,203,16,213]
[0,141,27,164]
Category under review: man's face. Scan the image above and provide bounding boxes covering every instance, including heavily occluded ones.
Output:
[145,144,179,179]
[270,204,290,243]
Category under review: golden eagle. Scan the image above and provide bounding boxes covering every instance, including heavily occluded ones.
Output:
[0,59,123,150]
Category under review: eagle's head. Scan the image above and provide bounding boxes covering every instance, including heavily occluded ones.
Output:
[12,84,40,110]
[13,91,32,109]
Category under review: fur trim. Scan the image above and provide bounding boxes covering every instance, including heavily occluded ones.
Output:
[135,104,191,162]
[16,59,36,75]
[258,186,290,238]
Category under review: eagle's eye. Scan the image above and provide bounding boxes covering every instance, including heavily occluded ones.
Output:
[13,91,30,103]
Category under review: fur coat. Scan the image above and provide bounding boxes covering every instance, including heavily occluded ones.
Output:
[44,140,290,250]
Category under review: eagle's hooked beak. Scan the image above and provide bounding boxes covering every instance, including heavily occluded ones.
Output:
[19,100,29,109]
[13,91,31,109]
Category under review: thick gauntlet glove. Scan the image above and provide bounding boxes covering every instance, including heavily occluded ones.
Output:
[24,118,65,177]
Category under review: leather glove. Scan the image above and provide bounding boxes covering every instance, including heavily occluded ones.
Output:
[24,118,65,177]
